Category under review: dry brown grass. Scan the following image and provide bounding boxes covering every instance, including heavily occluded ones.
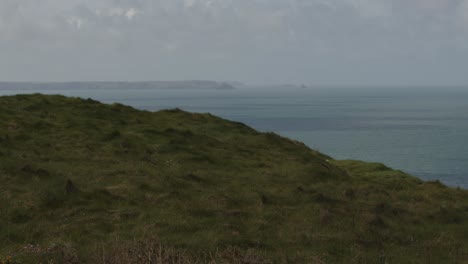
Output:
[41,236,273,264]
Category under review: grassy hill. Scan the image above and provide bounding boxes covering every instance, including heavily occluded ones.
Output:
[0,94,467,263]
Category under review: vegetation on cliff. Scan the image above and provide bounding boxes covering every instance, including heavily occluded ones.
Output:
[0,94,467,263]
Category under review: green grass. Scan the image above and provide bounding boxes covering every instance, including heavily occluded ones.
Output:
[0,94,467,263]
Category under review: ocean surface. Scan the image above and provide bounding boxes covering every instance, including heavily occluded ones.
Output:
[1,86,467,188]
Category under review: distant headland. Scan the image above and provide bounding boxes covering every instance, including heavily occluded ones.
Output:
[0,80,237,90]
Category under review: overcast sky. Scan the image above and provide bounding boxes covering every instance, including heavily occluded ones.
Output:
[1,0,468,86]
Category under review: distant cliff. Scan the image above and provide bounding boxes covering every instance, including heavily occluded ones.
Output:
[0,80,236,90]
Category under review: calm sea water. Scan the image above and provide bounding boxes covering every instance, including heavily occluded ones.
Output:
[1,87,467,188]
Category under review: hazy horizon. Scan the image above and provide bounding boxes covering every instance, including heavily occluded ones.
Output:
[0,81,467,90]
[1,0,468,87]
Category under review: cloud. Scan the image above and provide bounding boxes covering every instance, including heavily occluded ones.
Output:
[67,17,85,30]
[345,0,392,18]
[105,7,141,20]
[459,0,468,25]
[124,8,141,20]
[0,0,467,85]
[415,0,450,9]
[184,0,196,8]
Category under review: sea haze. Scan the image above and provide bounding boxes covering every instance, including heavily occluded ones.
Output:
[1,85,467,188]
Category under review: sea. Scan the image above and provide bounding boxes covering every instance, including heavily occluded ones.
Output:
[1,86,467,188]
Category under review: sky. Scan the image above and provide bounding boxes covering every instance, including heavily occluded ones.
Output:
[1,0,468,86]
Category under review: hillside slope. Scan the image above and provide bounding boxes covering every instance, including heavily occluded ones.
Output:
[0,94,467,263]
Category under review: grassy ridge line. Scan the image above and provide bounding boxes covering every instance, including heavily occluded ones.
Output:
[0,94,467,263]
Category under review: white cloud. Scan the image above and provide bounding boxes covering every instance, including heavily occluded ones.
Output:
[106,6,141,20]
[125,8,141,20]
[184,0,196,8]
[67,16,85,30]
